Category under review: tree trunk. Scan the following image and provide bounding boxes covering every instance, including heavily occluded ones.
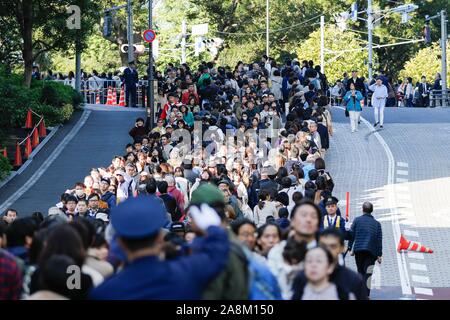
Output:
[21,0,33,88]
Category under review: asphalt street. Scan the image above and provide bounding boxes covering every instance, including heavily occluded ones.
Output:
[0,105,145,215]
[328,106,450,300]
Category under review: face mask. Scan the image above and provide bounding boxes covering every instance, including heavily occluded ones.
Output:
[75,190,84,197]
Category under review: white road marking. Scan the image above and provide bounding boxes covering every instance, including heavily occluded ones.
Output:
[397,170,409,176]
[0,110,91,213]
[396,178,409,183]
[334,106,412,295]
[409,263,428,271]
[396,193,411,200]
[414,287,434,296]
[407,252,425,260]
[397,162,409,168]
[395,185,409,192]
[403,230,420,237]
[411,275,430,284]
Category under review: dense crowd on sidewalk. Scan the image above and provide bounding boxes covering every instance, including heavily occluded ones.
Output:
[1,57,384,301]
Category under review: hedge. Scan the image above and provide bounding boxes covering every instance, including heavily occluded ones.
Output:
[0,67,83,128]
[0,154,12,181]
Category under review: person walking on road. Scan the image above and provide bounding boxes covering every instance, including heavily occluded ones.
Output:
[343,83,363,133]
[369,77,388,128]
[348,202,382,299]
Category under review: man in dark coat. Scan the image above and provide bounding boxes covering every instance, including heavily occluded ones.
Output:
[348,201,382,299]
[346,70,366,96]
[124,61,139,108]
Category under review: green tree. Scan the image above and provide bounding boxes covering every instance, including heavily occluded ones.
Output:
[297,25,374,83]
[0,0,99,87]
[399,41,450,85]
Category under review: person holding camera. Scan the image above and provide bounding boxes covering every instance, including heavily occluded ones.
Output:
[343,83,364,133]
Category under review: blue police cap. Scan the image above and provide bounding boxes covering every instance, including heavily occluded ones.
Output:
[111,196,168,238]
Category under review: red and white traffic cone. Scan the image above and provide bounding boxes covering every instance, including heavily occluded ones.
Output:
[38,118,47,138]
[32,127,39,148]
[14,142,22,167]
[95,90,101,104]
[24,136,32,158]
[112,88,117,105]
[118,87,125,106]
[106,87,113,105]
[25,109,33,129]
[397,234,433,253]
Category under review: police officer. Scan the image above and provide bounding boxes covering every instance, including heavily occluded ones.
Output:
[124,61,139,108]
[320,197,347,237]
[90,196,229,299]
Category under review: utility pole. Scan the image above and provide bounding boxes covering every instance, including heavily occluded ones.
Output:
[320,16,325,74]
[367,0,374,81]
[75,34,81,93]
[181,19,187,64]
[441,10,448,105]
[148,0,155,129]
[266,0,270,57]
[127,0,133,63]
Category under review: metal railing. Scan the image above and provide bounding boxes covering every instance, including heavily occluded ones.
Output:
[52,79,152,106]
[429,89,449,107]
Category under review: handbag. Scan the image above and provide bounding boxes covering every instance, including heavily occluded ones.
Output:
[345,108,349,117]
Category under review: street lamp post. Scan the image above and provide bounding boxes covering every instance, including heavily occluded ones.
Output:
[148,0,154,129]
[367,0,374,81]
[266,0,269,57]
[127,0,134,63]
[441,10,448,105]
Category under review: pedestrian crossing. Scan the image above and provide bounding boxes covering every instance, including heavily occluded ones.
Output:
[395,161,433,299]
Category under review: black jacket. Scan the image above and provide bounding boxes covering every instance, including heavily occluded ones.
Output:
[346,77,365,95]
[292,264,367,300]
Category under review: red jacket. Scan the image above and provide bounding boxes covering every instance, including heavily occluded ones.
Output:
[167,186,185,214]
[181,91,199,105]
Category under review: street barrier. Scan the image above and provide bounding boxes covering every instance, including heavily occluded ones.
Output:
[429,89,449,107]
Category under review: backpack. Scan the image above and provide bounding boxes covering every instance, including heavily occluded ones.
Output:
[239,246,283,300]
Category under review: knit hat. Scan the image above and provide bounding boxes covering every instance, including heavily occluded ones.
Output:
[190,183,225,205]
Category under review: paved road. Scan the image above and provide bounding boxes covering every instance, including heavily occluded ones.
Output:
[0,105,145,215]
[327,106,450,300]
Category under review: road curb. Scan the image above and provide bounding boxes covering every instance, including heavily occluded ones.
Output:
[0,124,61,191]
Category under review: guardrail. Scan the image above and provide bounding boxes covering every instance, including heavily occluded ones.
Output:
[429,89,449,107]
[52,79,154,107]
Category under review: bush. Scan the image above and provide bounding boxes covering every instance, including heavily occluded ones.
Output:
[0,154,12,181]
[0,68,79,129]
[60,104,74,122]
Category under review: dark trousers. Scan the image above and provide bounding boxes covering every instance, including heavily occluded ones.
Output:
[125,84,137,108]
[355,251,377,298]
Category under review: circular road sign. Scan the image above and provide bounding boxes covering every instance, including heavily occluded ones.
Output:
[143,29,156,43]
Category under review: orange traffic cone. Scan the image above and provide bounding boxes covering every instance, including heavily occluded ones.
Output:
[25,109,33,129]
[38,118,47,138]
[118,87,125,106]
[2,147,7,158]
[106,87,113,105]
[397,234,433,253]
[24,135,32,158]
[32,127,39,148]
[14,142,22,166]
[112,88,117,105]
[95,90,101,104]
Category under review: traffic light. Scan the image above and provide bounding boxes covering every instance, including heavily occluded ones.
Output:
[103,14,112,37]
[423,25,431,45]
[120,44,146,55]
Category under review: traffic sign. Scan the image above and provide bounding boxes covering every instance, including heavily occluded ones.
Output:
[143,29,156,43]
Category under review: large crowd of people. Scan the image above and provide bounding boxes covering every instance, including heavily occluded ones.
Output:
[1,56,385,300]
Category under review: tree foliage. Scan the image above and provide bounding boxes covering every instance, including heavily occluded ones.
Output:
[297,25,373,83]
[399,42,450,85]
